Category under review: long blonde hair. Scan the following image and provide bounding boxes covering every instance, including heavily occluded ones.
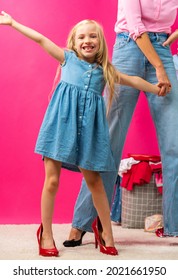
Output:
[67,19,120,114]
[50,20,120,113]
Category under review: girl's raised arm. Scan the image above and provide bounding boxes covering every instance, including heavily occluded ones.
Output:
[0,11,65,63]
[118,72,171,97]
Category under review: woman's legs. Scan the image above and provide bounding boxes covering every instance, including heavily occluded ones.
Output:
[146,34,178,235]
[65,34,142,240]
[41,157,62,248]
[79,168,114,247]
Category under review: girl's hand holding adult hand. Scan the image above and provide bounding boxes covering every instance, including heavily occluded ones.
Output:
[0,11,12,25]
[156,67,171,96]
[157,84,171,97]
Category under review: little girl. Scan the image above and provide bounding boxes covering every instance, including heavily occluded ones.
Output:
[0,11,164,257]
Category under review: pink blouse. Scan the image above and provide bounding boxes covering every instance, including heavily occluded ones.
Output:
[115,0,178,40]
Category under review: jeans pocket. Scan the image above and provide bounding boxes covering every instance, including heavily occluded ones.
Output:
[157,35,169,47]
[113,35,129,51]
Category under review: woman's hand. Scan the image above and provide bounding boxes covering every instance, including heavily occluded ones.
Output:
[0,11,12,25]
[163,30,178,46]
[157,83,171,97]
[135,33,171,96]
[156,66,172,96]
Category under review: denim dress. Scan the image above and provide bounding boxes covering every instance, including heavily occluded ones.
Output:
[35,50,116,172]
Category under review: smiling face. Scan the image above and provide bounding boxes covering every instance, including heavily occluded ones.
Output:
[74,22,100,63]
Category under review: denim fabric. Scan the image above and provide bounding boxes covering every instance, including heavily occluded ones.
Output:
[72,33,178,235]
[110,176,122,223]
[173,54,178,79]
[35,50,116,172]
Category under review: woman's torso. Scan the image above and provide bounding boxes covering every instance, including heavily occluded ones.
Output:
[115,0,178,39]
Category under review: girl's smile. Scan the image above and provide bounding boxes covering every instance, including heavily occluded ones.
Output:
[75,23,100,63]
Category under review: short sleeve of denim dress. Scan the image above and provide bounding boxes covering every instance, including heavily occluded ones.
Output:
[35,50,116,172]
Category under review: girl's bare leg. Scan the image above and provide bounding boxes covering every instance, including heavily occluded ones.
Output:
[41,157,62,249]
[79,168,114,247]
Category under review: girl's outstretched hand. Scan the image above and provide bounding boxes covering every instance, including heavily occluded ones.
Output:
[0,11,12,25]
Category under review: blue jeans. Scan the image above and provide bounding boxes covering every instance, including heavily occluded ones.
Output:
[110,176,122,223]
[72,32,178,236]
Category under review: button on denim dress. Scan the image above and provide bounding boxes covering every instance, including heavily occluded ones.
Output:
[35,50,116,172]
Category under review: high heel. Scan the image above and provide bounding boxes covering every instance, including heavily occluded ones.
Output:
[37,224,59,257]
[92,217,118,256]
[155,227,166,237]
[155,227,178,238]
[63,231,86,247]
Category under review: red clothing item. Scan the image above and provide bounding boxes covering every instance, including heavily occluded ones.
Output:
[149,161,162,172]
[150,162,163,194]
[121,161,152,191]
[154,172,163,194]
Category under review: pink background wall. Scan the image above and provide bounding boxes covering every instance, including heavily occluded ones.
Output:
[0,0,177,224]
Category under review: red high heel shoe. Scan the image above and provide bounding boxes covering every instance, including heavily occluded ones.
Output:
[37,224,59,257]
[155,227,178,238]
[92,217,118,256]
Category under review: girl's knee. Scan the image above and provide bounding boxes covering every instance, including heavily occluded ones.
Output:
[44,176,59,194]
[87,173,102,188]
[80,168,103,189]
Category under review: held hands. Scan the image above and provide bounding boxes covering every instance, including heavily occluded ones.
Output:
[0,11,12,25]
[156,67,171,97]
[157,83,171,97]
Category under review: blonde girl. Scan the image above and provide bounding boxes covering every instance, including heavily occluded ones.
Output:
[0,11,163,257]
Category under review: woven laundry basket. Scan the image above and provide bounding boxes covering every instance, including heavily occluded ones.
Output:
[121,175,162,229]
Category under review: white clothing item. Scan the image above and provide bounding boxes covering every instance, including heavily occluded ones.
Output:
[118,157,140,177]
